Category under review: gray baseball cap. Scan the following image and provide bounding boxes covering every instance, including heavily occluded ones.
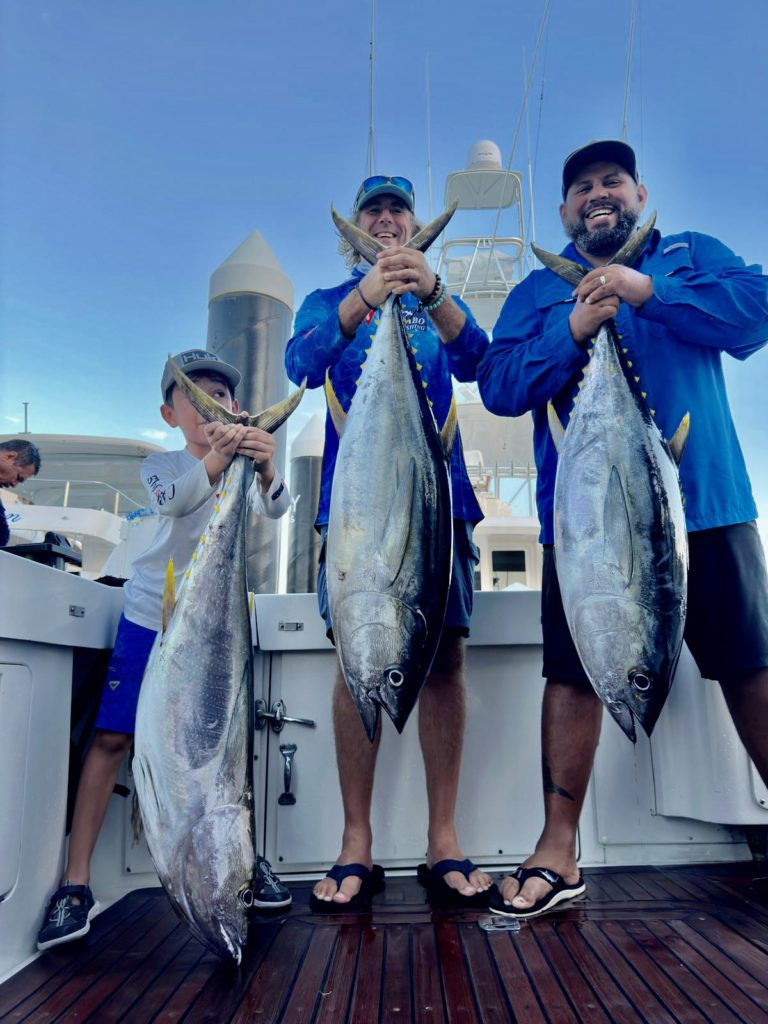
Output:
[161,349,241,401]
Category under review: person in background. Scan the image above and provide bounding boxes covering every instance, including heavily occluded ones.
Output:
[0,438,41,547]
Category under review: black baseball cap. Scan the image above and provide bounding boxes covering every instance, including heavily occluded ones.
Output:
[562,140,638,198]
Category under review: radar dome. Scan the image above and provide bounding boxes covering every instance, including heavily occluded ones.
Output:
[467,140,502,170]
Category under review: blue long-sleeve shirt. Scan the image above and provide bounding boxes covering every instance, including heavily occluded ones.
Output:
[285,266,489,527]
[477,229,768,544]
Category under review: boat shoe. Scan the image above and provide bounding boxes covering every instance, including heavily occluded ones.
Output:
[487,866,586,919]
[251,855,292,909]
[37,882,100,950]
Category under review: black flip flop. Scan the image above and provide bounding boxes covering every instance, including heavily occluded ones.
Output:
[416,858,498,910]
[309,863,385,914]
[487,865,586,918]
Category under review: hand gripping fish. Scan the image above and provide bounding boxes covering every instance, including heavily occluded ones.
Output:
[534,215,689,741]
[132,361,304,963]
[326,207,458,741]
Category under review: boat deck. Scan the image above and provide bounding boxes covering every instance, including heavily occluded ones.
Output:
[3,862,768,1023]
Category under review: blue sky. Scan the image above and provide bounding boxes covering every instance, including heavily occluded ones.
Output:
[2,0,767,525]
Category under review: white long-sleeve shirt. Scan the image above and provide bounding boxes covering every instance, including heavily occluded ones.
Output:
[124,447,289,630]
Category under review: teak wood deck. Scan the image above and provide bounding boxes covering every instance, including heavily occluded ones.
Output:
[3,863,768,1023]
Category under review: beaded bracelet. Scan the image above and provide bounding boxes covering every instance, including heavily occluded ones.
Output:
[355,283,377,312]
[422,283,447,313]
[418,274,442,310]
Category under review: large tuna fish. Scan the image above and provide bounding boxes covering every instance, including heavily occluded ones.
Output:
[534,216,689,741]
[132,361,304,963]
[326,208,458,741]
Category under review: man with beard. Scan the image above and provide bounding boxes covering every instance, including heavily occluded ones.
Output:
[477,139,768,918]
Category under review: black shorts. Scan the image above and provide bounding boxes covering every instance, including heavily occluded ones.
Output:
[541,521,768,687]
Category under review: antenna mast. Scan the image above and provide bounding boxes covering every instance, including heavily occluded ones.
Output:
[621,0,637,141]
[366,0,376,175]
[425,52,433,221]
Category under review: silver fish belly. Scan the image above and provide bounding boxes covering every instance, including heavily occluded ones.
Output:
[552,323,688,741]
[326,297,453,740]
[133,454,255,963]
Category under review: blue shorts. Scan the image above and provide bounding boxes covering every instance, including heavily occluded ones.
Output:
[316,518,479,641]
[94,615,158,735]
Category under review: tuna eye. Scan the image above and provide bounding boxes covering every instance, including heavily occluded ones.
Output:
[238,887,254,908]
[386,668,404,688]
[629,670,652,693]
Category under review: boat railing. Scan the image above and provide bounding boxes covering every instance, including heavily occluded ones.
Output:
[463,458,538,517]
[16,477,144,516]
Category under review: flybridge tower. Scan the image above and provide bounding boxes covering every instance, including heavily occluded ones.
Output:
[436,140,527,333]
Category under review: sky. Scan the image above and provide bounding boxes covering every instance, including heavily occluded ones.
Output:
[2,0,767,527]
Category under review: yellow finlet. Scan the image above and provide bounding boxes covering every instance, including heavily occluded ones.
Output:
[161,559,176,634]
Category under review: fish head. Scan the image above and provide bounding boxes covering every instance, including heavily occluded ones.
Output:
[572,596,674,741]
[335,591,430,739]
[174,804,254,962]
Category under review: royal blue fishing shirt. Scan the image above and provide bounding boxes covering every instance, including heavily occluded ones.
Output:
[477,229,768,544]
[285,267,489,527]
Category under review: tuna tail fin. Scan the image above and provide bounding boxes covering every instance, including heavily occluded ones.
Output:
[165,357,243,424]
[324,370,347,437]
[405,204,458,253]
[331,205,458,262]
[331,206,386,264]
[440,395,458,458]
[166,356,306,433]
[531,212,657,285]
[667,412,690,465]
[249,379,307,433]
[547,401,566,453]
[608,212,657,268]
[531,245,586,286]
[161,558,176,633]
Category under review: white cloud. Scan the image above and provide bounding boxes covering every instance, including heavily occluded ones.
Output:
[141,429,168,441]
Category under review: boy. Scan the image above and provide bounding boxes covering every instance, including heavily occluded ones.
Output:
[37,349,292,950]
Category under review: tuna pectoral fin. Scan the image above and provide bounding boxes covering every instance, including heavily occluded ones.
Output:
[603,467,633,585]
[667,412,690,465]
[324,371,347,437]
[547,402,566,453]
[250,379,307,434]
[161,559,176,634]
[440,396,458,458]
[380,460,416,583]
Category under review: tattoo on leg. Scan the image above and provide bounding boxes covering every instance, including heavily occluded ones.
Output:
[543,759,575,801]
